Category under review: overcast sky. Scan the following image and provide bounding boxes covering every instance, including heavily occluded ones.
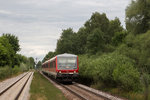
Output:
[0,0,131,61]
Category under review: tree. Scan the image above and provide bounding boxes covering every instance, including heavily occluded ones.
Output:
[76,27,88,54]
[86,28,105,54]
[2,33,20,53]
[117,30,150,73]
[28,57,35,69]
[56,28,77,54]
[126,0,150,34]
[0,37,14,66]
[42,51,56,62]
[36,61,42,69]
[112,31,127,46]
[84,12,109,34]
[109,17,123,38]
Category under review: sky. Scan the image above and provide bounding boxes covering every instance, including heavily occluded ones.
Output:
[0,0,131,61]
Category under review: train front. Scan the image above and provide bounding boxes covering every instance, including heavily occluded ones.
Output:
[56,54,79,82]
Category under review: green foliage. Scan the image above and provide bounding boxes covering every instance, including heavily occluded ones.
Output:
[42,51,56,62]
[84,12,109,34]
[56,28,77,54]
[126,0,150,34]
[0,33,34,74]
[54,12,124,55]
[79,53,141,91]
[12,65,20,74]
[28,57,35,69]
[0,66,21,80]
[84,12,111,47]
[112,31,127,46]
[0,33,22,67]
[42,6,150,94]
[36,61,42,69]
[117,30,150,73]
[86,28,105,54]
[0,37,14,66]
[2,33,20,53]
[20,63,28,72]
[141,73,150,100]
[113,63,140,91]
[75,27,87,54]
[16,54,35,69]
[109,17,123,37]
[0,66,12,80]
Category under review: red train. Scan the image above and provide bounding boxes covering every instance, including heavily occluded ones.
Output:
[42,53,79,82]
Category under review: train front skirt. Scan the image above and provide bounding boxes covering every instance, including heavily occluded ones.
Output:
[56,73,79,82]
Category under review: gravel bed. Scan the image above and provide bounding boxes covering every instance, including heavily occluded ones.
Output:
[66,85,104,100]
[74,82,125,100]
[0,72,27,94]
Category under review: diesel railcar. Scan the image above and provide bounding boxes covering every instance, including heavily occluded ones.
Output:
[42,53,79,82]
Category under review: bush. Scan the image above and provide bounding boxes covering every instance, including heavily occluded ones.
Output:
[113,63,140,91]
[20,63,28,72]
[0,66,22,81]
[0,66,12,80]
[118,31,150,73]
[78,55,94,85]
[12,65,20,74]
[79,53,141,91]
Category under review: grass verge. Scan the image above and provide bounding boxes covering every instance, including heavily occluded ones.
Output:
[30,71,66,100]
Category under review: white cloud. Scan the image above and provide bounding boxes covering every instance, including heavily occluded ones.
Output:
[0,0,131,61]
[0,10,12,15]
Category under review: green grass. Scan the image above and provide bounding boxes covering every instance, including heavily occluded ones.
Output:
[30,71,66,100]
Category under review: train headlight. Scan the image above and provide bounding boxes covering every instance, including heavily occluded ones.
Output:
[74,71,76,73]
[59,71,61,73]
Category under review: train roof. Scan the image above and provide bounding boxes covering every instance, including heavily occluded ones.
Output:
[57,53,77,58]
[42,53,77,65]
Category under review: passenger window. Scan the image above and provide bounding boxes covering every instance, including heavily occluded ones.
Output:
[50,62,53,68]
[53,61,56,68]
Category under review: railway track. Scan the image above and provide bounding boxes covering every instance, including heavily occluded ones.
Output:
[0,72,33,100]
[62,84,104,100]
[40,71,124,100]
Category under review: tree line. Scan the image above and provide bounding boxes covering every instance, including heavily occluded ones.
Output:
[43,14,125,62]
[0,33,35,80]
[43,0,150,99]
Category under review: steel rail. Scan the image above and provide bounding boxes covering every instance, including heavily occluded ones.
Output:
[40,71,105,100]
[0,72,29,96]
[15,72,32,100]
[60,84,87,100]
[73,83,110,100]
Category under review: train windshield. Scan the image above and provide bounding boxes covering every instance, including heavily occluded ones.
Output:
[57,57,77,70]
